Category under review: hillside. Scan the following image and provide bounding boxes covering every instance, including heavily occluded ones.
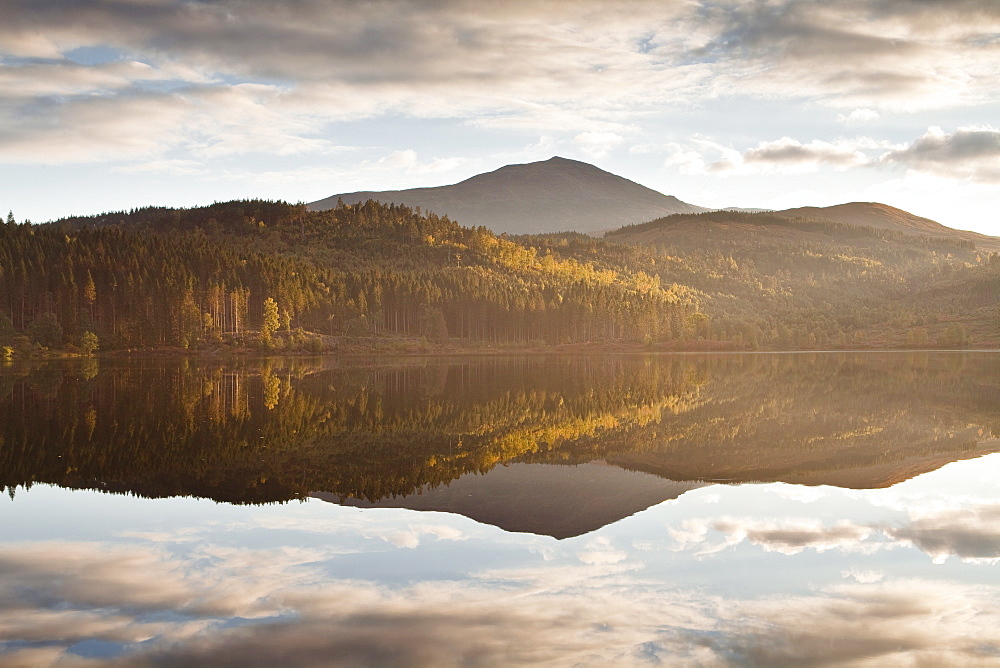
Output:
[308,156,707,234]
[1,199,698,353]
[775,202,1000,252]
[603,210,998,348]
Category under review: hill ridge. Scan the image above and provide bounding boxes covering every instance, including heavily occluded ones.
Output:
[774,202,1000,251]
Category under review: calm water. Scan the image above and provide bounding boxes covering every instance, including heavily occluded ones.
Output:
[2,352,999,666]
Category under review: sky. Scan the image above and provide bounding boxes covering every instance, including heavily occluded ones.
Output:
[2,0,1000,236]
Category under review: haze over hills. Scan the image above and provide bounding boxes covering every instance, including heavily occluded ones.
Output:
[308,156,708,235]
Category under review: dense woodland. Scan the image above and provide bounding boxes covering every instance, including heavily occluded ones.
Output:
[0,200,696,353]
[0,199,997,354]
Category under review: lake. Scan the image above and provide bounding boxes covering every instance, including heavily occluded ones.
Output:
[2,352,999,666]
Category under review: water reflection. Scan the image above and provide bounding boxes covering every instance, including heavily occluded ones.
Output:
[1,353,997,538]
[2,453,1000,666]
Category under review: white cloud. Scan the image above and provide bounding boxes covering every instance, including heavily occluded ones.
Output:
[841,567,886,584]
[119,159,210,176]
[578,536,629,565]
[838,108,881,124]
[699,0,1000,111]
[663,143,710,175]
[766,484,828,503]
[574,131,624,159]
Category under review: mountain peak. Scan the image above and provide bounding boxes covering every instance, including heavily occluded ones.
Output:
[309,157,707,235]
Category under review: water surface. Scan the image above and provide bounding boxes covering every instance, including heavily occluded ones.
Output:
[2,353,999,665]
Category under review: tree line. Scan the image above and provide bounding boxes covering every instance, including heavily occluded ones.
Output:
[0,200,700,352]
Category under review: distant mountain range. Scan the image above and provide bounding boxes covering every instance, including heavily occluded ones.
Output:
[310,156,999,250]
[309,156,708,235]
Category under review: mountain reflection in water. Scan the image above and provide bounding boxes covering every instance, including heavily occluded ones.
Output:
[1,352,996,538]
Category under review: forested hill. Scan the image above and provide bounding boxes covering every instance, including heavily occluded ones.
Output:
[1,199,996,355]
[0,199,698,353]
[605,210,1000,348]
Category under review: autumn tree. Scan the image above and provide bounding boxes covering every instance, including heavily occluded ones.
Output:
[261,297,280,345]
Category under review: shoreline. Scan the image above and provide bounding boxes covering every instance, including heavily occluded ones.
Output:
[9,339,997,361]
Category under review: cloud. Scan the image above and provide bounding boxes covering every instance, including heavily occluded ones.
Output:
[699,0,1000,110]
[841,567,885,584]
[838,108,881,124]
[577,536,628,565]
[693,579,1000,667]
[367,150,468,176]
[662,126,1000,183]
[665,136,875,176]
[765,484,827,503]
[119,159,210,176]
[671,517,876,556]
[1,0,997,167]
[668,498,1000,565]
[249,512,470,549]
[3,533,1000,667]
[574,131,624,159]
[742,137,870,171]
[0,0,708,166]
[880,126,1000,182]
[885,503,1000,564]
[663,143,710,175]
[0,537,702,666]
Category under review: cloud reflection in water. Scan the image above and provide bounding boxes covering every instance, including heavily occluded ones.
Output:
[2,455,1000,666]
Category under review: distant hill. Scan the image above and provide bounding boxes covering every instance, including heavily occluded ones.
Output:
[774,202,1000,252]
[308,156,708,235]
[602,208,998,348]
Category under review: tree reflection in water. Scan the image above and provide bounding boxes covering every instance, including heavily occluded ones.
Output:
[1,353,996,511]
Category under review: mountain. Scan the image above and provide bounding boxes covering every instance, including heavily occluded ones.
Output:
[308,156,708,235]
[774,202,1000,252]
[316,462,705,539]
